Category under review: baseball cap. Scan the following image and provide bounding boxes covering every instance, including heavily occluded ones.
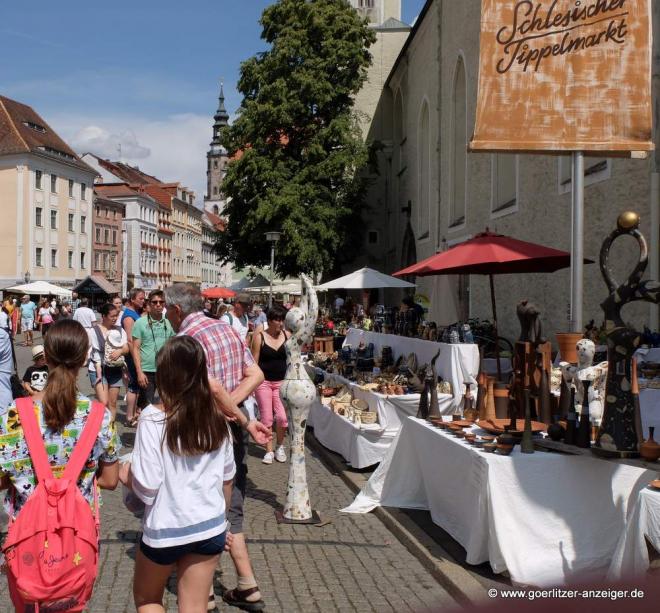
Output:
[32,345,45,359]
[236,293,251,305]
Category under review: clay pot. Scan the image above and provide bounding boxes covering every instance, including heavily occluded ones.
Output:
[484,376,497,421]
[483,442,497,453]
[497,444,514,456]
[640,427,660,462]
[555,332,584,364]
[493,383,510,419]
[547,423,566,442]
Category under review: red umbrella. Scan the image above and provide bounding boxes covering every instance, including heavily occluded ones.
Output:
[394,231,592,379]
[202,287,236,300]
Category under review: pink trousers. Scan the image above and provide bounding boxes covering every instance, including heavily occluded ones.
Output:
[255,380,288,429]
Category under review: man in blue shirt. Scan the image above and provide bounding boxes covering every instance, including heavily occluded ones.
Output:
[0,327,13,410]
[19,294,37,347]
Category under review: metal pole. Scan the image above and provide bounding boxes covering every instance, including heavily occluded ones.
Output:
[570,151,584,333]
[269,242,275,309]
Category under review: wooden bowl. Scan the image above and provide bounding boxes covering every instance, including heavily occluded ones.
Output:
[451,419,474,428]
[497,444,514,456]
[453,429,466,439]
[464,433,477,444]
[479,435,496,443]
[483,442,497,453]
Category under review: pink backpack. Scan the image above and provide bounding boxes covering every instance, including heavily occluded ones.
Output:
[2,397,105,612]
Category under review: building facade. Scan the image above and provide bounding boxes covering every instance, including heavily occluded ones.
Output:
[351,0,660,341]
[0,96,96,288]
[92,195,125,288]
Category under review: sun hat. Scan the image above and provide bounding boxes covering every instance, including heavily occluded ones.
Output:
[31,345,45,359]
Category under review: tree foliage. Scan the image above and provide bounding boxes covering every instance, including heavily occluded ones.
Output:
[216,0,376,276]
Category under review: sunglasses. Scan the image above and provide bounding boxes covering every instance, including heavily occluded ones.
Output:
[150,300,165,305]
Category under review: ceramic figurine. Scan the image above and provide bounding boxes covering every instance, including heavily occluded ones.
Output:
[576,380,592,449]
[596,213,660,456]
[417,364,432,420]
[516,299,545,345]
[279,274,318,521]
[520,389,535,454]
[565,387,578,446]
[428,349,441,419]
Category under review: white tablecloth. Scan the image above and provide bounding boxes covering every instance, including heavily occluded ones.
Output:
[608,488,660,580]
[308,372,453,467]
[640,388,660,439]
[342,416,656,586]
[343,329,479,411]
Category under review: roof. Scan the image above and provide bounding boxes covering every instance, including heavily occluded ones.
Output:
[0,95,96,174]
[204,211,226,231]
[94,183,141,199]
[376,17,411,31]
[94,156,163,185]
[73,274,120,296]
[142,184,173,211]
[385,0,434,88]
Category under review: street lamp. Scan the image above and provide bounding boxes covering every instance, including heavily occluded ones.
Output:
[265,231,282,308]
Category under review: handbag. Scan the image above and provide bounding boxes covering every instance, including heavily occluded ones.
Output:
[7,331,28,399]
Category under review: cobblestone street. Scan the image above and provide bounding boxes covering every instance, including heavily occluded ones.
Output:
[1,337,457,612]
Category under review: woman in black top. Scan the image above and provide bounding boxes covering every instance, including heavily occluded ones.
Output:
[251,305,289,464]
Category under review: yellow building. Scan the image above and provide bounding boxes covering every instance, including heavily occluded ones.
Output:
[0,95,97,287]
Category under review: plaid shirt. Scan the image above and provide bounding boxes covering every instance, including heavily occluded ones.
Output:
[178,312,255,392]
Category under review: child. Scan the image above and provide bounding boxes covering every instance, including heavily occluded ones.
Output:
[21,344,49,396]
[120,336,235,612]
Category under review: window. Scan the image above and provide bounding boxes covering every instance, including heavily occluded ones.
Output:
[35,170,42,190]
[35,207,43,227]
[104,228,110,244]
[95,253,101,270]
[214,160,218,169]
[68,179,74,197]
[80,252,86,269]
[558,156,610,194]
[95,227,101,242]
[68,213,74,232]
[81,183,87,200]
[213,186,218,195]
[80,215,86,233]
[491,154,518,215]
[418,100,431,238]
[450,57,467,227]
[113,229,117,245]
[35,247,43,267]
[51,249,57,268]
[50,174,57,193]
[68,250,73,268]
[50,210,57,230]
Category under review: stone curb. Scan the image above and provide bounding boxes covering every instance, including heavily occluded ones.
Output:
[306,429,486,608]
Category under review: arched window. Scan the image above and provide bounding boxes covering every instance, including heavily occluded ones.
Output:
[213,205,219,215]
[213,186,218,195]
[450,57,467,227]
[418,100,430,236]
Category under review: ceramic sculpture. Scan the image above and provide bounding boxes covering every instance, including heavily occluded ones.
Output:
[279,274,319,521]
[596,212,660,456]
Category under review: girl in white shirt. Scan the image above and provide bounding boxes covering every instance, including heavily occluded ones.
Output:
[121,335,235,613]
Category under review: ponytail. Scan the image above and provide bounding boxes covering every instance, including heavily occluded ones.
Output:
[42,319,89,432]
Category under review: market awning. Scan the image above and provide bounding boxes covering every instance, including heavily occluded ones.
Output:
[202,287,236,299]
[73,274,120,296]
[4,281,72,298]
[317,267,415,290]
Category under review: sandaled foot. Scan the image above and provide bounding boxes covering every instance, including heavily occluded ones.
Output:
[222,587,265,611]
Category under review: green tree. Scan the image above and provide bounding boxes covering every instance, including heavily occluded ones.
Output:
[217,0,376,276]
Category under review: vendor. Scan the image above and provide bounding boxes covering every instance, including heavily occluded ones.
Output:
[401,295,424,321]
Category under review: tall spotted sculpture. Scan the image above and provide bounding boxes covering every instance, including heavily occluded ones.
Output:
[279,274,319,521]
[596,212,660,457]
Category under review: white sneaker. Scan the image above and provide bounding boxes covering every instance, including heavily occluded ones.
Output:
[275,445,287,463]
[262,451,274,464]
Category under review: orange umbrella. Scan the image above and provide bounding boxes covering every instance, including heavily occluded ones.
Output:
[202,287,236,300]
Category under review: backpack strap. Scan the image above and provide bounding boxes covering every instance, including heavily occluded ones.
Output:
[63,401,106,482]
[15,397,53,482]
[226,313,233,326]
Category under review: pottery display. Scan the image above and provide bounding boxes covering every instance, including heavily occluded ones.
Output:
[475,418,546,435]
[596,213,660,457]
[483,443,497,453]
[485,376,497,420]
[464,433,477,444]
[496,444,514,456]
[493,384,510,419]
[640,427,660,462]
[497,427,517,448]
[463,382,478,422]
[279,274,318,521]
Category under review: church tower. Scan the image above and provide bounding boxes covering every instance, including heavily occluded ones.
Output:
[349,0,401,26]
[205,82,230,216]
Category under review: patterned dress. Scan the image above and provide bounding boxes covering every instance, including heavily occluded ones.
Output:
[0,394,120,518]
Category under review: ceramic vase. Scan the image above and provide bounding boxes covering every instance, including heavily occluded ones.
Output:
[485,376,497,420]
[556,332,584,364]
[640,426,660,462]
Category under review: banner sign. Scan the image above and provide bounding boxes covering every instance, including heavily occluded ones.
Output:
[470,0,654,154]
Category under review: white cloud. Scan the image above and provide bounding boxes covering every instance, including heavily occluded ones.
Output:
[51,112,212,204]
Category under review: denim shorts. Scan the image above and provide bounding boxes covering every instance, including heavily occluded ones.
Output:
[89,366,123,388]
[139,531,226,566]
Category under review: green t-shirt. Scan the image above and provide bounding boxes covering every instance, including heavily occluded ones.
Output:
[132,315,174,373]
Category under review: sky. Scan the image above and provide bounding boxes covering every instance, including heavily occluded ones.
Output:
[1,0,427,203]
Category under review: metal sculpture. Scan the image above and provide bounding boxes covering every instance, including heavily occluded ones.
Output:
[595,212,660,456]
[279,274,319,521]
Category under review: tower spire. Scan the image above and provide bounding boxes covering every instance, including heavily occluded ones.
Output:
[212,80,230,144]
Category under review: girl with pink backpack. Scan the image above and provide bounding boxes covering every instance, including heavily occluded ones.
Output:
[0,319,120,611]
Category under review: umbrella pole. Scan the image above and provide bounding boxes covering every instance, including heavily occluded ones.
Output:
[489,274,502,382]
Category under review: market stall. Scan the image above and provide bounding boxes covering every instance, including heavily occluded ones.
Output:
[307,329,479,467]
[343,416,656,586]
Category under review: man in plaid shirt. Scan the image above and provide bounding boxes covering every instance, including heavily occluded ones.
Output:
[164,283,269,611]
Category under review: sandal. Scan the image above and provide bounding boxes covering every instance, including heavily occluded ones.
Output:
[222,587,265,611]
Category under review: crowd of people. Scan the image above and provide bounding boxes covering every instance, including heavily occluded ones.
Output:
[0,284,299,612]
